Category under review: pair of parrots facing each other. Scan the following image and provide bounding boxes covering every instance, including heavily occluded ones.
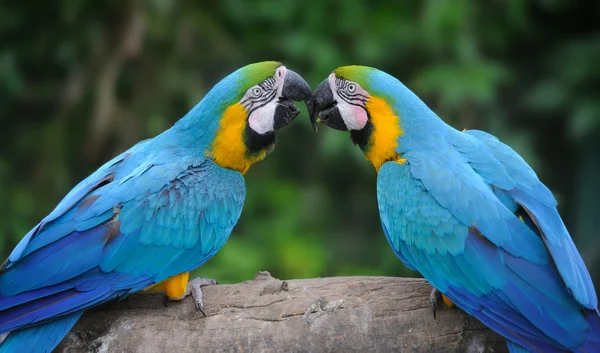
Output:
[0,62,598,353]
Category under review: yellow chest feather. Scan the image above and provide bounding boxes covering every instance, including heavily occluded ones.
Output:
[208,103,267,174]
[364,97,404,172]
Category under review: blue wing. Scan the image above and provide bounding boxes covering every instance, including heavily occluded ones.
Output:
[377,131,599,352]
[0,146,245,334]
[462,129,597,309]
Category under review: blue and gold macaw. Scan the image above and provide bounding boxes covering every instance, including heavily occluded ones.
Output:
[311,66,599,352]
[0,61,312,353]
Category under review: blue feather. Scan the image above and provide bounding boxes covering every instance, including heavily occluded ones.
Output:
[0,312,82,353]
[511,189,597,309]
[0,225,111,295]
[464,129,597,309]
[0,158,244,340]
[506,341,532,353]
[0,282,73,312]
[377,157,598,352]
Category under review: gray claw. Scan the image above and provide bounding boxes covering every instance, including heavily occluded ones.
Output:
[185,277,218,317]
[430,287,442,320]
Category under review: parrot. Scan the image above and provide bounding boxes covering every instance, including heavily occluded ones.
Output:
[310,65,599,353]
[0,61,312,353]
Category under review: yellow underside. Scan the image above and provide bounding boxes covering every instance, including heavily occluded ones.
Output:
[442,294,455,308]
[145,271,190,300]
[207,103,267,174]
[364,96,404,172]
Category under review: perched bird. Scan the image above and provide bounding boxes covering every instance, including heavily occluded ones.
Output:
[0,61,312,353]
[311,66,599,353]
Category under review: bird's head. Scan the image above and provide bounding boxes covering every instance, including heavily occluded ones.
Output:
[197,61,312,174]
[311,66,436,171]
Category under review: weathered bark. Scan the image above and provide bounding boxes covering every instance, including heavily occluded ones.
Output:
[57,273,506,352]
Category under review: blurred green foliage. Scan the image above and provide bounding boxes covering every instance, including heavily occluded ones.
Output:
[0,0,599,287]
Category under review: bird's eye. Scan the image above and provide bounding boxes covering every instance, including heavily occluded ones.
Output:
[348,83,356,93]
[252,87,262,96]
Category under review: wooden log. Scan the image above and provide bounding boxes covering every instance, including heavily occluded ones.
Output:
[56,272,506,352]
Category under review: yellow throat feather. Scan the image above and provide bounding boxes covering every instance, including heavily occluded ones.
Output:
[364,96,404,172]
[208,103,268,174]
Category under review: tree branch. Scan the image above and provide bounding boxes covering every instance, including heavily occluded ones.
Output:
[57,273,506,352]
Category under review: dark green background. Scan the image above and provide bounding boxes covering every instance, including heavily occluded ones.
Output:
[1,1,599,290]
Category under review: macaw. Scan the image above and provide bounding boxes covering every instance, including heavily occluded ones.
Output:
[310,66,599,352]
[0,61,312,353]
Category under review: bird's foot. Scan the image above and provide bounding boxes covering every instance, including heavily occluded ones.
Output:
[429,287,455,320]
[184,277,217,317]
[430,287,443,320]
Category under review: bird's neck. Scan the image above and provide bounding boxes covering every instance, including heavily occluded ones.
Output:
[351,78,451,171]
[157,99,272,175]
[352,96,404,172]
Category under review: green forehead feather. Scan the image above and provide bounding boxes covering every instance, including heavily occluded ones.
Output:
[334,65,396,104]
[239,61,281,88]
[217,61,280,107]
[334,66,376,88]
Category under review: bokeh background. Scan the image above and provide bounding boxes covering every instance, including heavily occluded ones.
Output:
[1,1,599,289]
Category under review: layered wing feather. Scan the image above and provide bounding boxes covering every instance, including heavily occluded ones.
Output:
[377,133,598,352]
[0,148,245,333]
[462,129,597,309]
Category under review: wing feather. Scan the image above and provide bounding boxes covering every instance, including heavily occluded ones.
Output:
[463,129,597,309]
[377,151,596,351]
[0,153,244,334]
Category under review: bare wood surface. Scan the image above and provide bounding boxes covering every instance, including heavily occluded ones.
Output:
[57,272,507,352]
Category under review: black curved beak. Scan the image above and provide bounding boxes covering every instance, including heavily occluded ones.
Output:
[274,70,313,130]
[310,79,347,132]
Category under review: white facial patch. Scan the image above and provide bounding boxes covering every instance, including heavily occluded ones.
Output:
[246,66,287,135]
[328,73,369,130]
[248,104,275,134]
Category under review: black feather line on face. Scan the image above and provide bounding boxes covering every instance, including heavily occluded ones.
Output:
[240,78,276,104]
[241,77,279,154]
[338,90,368,101]
[245,90,277,115]
[334,78,372,149]
[335,78,367,106]
[338,92,368,106]
[241,77,278,115]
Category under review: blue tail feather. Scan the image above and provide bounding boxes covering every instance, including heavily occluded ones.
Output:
[0,282,74,312]
[0,290,80,333]
[506,340,532,353]
[0,225,112,296]
[0,311,82,353]
[0,266,151,337]
[582,309,600,352]
[510,189,597,309]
